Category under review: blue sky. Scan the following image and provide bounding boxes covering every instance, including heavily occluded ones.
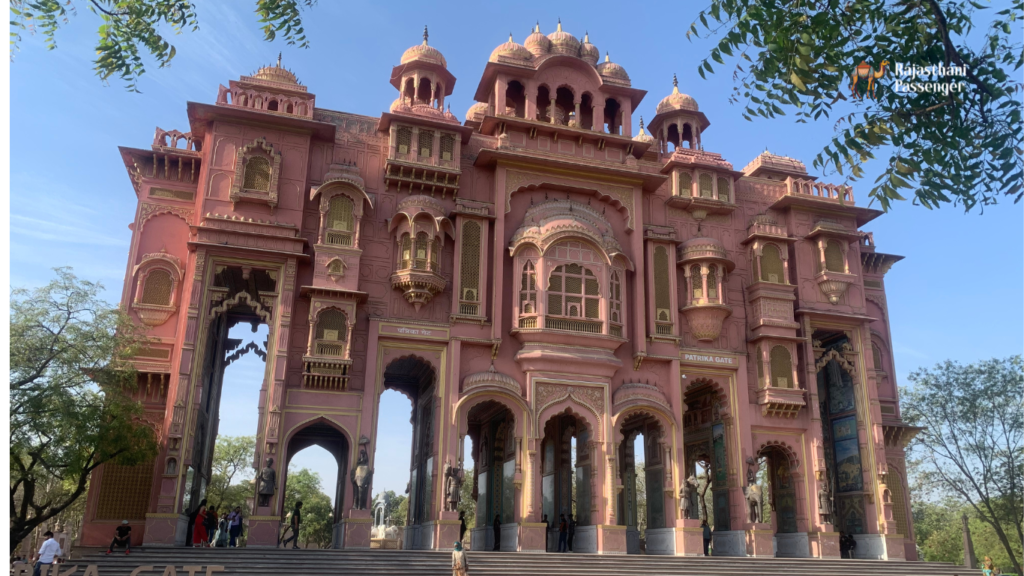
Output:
[11,2,1021,501]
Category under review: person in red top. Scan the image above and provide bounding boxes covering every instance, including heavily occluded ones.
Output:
[192,504,208,547]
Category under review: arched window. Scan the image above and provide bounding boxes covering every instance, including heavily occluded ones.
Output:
[243,156,271,191]
[770,345,793,388]
[547,264,600,319]
[267,100,279,112]
[717,177,731,201]
[398,234,412,269]
[441,134,457,162]
[699,173,714,198]
[327,259,344,275]
[520,261,537,315]
[707,264,719,301]
[824,240,845,272]
[314,309,348,357]
[460,221,481,305]
[141,269,173,306]
[872,343,884,371]
[679,171,692,197]
[760,244,785,283]
[610,271,622,325]
[414,232,429,269]
[690,264,703,300]
[326,195,355,246]
[396,126,413,155]
[419,130,434,158]
[654,246,672,323]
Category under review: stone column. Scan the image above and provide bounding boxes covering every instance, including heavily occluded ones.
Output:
[549,98,557,124]
[620,100,632,137]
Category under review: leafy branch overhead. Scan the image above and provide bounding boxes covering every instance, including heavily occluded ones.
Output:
[690,0,1023,211]
[9,0,317,92]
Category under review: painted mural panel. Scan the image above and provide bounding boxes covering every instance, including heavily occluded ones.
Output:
[712,424,727,484]
[832,416,863,492]
[502,459,515,523]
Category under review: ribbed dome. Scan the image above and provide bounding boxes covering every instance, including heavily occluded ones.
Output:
[489,33,533,63]
[253,54,298,85]
[524,23,551,56]
[579,32,599,65]
[632,117,654,144]
[466,102,488,123]
[443,104,458,122]
[596,52,630,83]
[400,26,448,68]
[656,74,699,113]
[390,97,410,113]
[547,20,580,56]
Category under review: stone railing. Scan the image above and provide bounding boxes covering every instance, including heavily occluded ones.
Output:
[785,177,854,204]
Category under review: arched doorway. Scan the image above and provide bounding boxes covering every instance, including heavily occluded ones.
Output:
[754,444,802,557]
[283,421,349,548]
[466,400,516,551]
[682,379,730,535]
[540,410,593,552]
[378,356,437,550]
[617,413,667,554]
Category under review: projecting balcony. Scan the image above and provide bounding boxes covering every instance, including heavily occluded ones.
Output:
[302,355,352,391]
[511,314,625,352]
[390,263,447,311]
[756,386,806,419]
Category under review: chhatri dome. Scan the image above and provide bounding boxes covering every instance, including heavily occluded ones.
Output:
[547,19,581,55]
[401,26,448,68]
[656,73,699,113]
[632,117,655,144]
[524,22,551,56]
[579,32,599,65]
[490,33,533,63]
[253,53,299,85]
[596,52,630,83]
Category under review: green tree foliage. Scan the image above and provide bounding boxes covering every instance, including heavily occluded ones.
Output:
[902,356,1023,574]
[9,0,317,92]
[635,462,647,538]
[283,467,333,548]
[206,435,255,514]
[912,498,964,563]
[458,467,476,536]
[9,268,159,553]
[691,0,1023,211]
[371,489,407,527]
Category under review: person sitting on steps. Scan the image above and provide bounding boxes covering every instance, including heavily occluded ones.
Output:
[106,520,132,555]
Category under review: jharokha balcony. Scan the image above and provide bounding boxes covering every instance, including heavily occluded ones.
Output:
[677,236,735,341]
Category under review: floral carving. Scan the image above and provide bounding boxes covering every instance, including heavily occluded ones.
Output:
[504,169,635,229]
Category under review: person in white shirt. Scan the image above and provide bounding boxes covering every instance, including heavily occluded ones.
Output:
[33,531,61,576]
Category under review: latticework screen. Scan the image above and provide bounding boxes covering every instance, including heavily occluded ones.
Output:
[654,246,671,311]
[316,309,348,341]
[716,177,730,201]
[441,134,456,161]
[756,346,765,381]
[884,469,910,537]
[328,196,354,231]
[679,172,692,196]
[610,271,622,324]
[243,156,271,191]
[548,264,599,319]
[520,261,537,313]
[770,345,792,388]
[760,244,785,283]
[824,240,845,272]
[690,264,703,298]
[95,460,155,520]
[140,269,173,306]
[460,221,481,301]
[430,238,440,271]
[707,265,719,300]
[399,234,412,268]
[396,127,412,154]
[699,173,714,198]
[419,130,434,157]
[414,233,429,268]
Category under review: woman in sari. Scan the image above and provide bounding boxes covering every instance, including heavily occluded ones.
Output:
[192,504,208,547]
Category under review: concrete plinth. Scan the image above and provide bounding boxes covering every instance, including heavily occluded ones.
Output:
[143,514,185,546]
[809,530,840,558]
[247,516,283,548]
[853,534,886,560]
[471,526,492,552]
[884,534,907,561]
[775,532,810,557]
[596,525,626,554]
[674,519,704,556]
[342,510,372,549]
[746,523,774,557]
[626,527,640,554]
[519,523,547,552]
[573,525,597,553]
[499,523,519,551]
[436,518,462,551]
[645,527,676,555]
[711,530,746,556]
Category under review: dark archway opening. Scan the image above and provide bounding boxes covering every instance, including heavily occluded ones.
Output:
[618,414,666,554]
[283,422,349,548]
[466,401,516,551]
[505,81,526,118]
[540,411,591,552]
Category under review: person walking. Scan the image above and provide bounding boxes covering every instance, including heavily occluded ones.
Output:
[557,514,568,553]
[280,501,303,549]
[542,514,550,552]
[701,519,712,556]
[458,511,467,544]
[227,506,244,547]
[215,512,230,547]
[491,514,501,551]
[192,504,209,547]
[452,541,469,576]
[204,506,219,547]
[567,514,575,552]
[32,531,61,576]
[186,498,207,547]
[106,520,133,555]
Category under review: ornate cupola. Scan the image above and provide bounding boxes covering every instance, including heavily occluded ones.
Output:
[388,195,455,309]
[216,53,315,118]
[648,74,708,155]
[677,236,735,342]
[524,22,552,56]
[547,19,581,56]
[806,218,861,304]
[579,32,599,65]
[489,33,533,64]
[596,52,631,87]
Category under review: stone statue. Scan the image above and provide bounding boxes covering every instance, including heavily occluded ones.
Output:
[444,459,464,512]
[257,457,276,506]
[742,483,764,524]
[679,475,699,520]
[818,482,833,525]
[351,445,373,510]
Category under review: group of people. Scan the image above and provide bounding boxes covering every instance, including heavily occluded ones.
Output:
[187,500,246,548]
[838,531,858,558]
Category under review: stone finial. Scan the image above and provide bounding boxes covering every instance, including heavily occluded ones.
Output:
[638,116,645,130]
[535,21,540,33]
[276,52,282,67]
[604,52,610,63]
[423,25,429,45]
[584,31,590,42]
[509,32,514,42]
[557,18,562,32]
[673,73,680,93]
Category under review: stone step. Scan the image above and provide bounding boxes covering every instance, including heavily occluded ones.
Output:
[70,548,972,576]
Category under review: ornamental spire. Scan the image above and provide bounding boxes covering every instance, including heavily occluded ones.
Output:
[423,25,429,45]
[672,73,680,94]
[276,52,282,67]
[557,18,562,32]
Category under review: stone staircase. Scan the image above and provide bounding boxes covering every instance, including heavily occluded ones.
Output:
[74,548,975,576]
